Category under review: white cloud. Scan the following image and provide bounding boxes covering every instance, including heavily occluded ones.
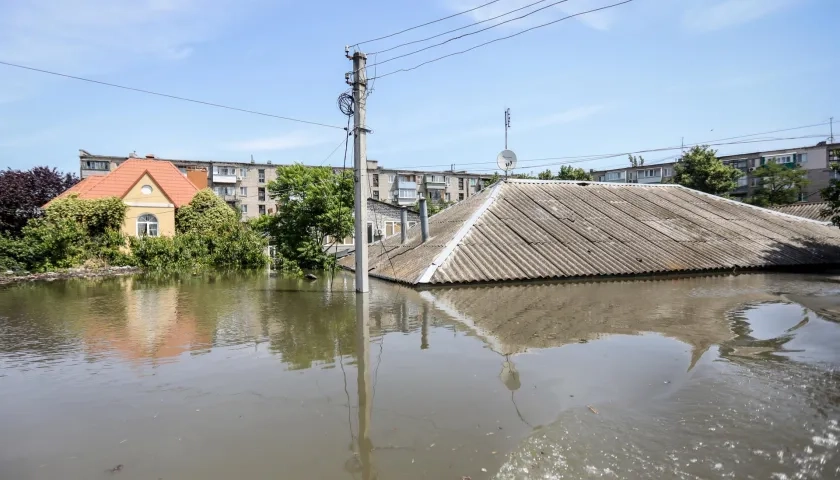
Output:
[226,131,333,152]
[0,0,258,90]
[683,0,798,32]
[447,0,625,32]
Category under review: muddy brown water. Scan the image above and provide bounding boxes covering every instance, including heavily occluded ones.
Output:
[1,272,840,480]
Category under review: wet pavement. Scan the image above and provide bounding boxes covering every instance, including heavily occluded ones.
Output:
[1,272,839,479]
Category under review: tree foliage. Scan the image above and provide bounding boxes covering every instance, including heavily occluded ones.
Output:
[132,189,266,271]
[262,163,353,269]
[671,145,742,195]
[0,166,78,236]
[527,166,592,181]
[628,154,645,167]
[747,163,809,207]
[821,163,840,227]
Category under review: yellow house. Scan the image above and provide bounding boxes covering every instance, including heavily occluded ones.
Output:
[48,159,200,237]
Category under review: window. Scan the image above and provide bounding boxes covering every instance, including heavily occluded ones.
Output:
[458,193,464,201]
[136,214,159,237]
[240,168,247,177]
[469,178,477,186]
[214,166,236,175]
[642,168,662,178]
[605,171,625,181]
[399,189,415,199]
[425,175,445,183]
[598,176,605,182]
[373,174,379,187]
[416,191,422,198]
[214,186,235,196]
[140,185,153,195]
[258,169,265,183]
[85,160,109,171]
[737,176,748,187]
[445,193,451,201]
[241,205,248,214]
[388,174,395,183]
[372,190,379,200]
[240,186,247,196]
[799,153,808,164]
[663,168,671,177]
[458,178,464,190]
[384,221,401,237]
[258,187,266,201]
[427,190,442,201]
[367,222,374,243]
[258,204,266,215]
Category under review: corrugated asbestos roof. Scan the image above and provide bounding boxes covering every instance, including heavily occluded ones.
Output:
[341,180,840,285]
[771,201,830,221]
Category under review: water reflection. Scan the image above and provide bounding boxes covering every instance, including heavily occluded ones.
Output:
[2,272,840,479]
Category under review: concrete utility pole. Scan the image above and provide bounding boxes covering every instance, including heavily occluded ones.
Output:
[830,117,835,143]
[504,108,511,149]
[351,51,369,293]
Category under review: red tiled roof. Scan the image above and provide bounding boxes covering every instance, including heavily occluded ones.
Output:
[47,159,199,207]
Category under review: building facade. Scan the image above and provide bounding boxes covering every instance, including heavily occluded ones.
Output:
[326,198,421,254]
[590,142,838,203]
[80,151,490,220]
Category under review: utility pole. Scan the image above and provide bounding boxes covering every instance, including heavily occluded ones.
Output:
[830,117,835,143]
[350,51,369,293]
[504,108,511,149]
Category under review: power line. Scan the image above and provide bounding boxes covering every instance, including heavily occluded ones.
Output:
[393,121,835,170]
[370,0,572,67]
[0,60,345,130]
[368,0,634,81]
[351,0,505,47]
[370,0,555,56]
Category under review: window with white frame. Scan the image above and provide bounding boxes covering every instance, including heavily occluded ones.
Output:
[85,160,109,170]
[384,221,401,237]
[799,153,808,164]
[241,205,248,214]
[469,178,477,186]
[214,186,235,196]
[388,174,396,183]
[240,186,247,196]
[136,214,159,237]
[214,166,236,175]
[605,171,625,181]
[240,168,247,177]
[737,176,748,187]
[416,191,422,198]
[398,189,415,199]
[258,169,265,183]
[642,168,662,178]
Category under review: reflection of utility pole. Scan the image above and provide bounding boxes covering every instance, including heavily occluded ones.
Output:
[356,293,376,480]
[421,304,430,350]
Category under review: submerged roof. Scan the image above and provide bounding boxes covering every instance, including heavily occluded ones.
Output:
[49,159,199,207]
[771,201,830,222]
[342,179,840,285]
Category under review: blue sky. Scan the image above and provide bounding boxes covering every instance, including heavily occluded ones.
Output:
[1,0,838,175]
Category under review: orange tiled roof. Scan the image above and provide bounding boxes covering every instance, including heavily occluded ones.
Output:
[48,159,200,208]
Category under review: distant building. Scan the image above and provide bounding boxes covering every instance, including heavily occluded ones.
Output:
[326,198,421,255]
[48,159,199,238]
[79,151,490,220]
[590,141,839,203]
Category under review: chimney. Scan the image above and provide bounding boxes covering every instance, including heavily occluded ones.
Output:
[419,199,429,243]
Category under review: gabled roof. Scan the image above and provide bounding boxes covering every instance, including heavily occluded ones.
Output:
[771,201,830,222]
[49,159,199,207]
[341,180,840,285]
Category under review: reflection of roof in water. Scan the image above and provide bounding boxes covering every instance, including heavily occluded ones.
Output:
[423,274,790,366]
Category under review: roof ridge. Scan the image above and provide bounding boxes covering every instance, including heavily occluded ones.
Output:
[415,182,504,284]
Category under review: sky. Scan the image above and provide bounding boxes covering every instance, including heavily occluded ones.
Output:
[1,0,838,176]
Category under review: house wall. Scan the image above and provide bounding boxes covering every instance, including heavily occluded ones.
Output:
[120,174,177,237]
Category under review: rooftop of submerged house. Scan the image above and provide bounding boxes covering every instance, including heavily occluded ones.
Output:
[341,179,840,285]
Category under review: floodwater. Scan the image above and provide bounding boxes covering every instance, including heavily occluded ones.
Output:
[1,273,840,480]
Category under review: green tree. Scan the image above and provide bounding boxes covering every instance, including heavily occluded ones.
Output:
[556,165,592,181]
[748,162,809,207]
[628,154,645,167]
[671,145,742,195]
[175,189,239,235]
[537,169,553,180]
[264,163,353,269]
[821,163,840,227]
[486,172,501,185]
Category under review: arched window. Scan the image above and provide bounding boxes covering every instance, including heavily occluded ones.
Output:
[136,214,159,237]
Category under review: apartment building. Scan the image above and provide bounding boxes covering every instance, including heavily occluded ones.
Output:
[363,160,490,206]
[79,151,490,220]
[590,141,837,202]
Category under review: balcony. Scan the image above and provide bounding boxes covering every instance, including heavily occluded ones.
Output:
[397,180,417,190]
[424,176,446,189]
[396,196,417,205]
[223,194,239,203]
[213,174,238,184]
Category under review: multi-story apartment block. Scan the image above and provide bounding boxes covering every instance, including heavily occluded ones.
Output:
[590,141,837,203]
[79,151,490,219]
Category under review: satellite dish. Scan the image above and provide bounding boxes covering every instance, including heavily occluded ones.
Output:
[497,149,517,173]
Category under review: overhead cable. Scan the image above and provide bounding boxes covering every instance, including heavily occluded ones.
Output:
[370,0,554,55]
[351,0,505,47]
[0,60,345,130]
[367,0,634,81]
